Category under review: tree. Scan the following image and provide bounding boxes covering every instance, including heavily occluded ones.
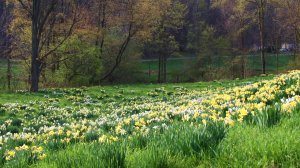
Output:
[56,35,102,86]
[0,0,13,90]
[188,26,232,81]
[271,0,300,61]
[87,0,172,82]
[14,0,80,92]
[256,0,267,74]
[0,0,11,58]
[214,0,268,74]
[144,0,185,83]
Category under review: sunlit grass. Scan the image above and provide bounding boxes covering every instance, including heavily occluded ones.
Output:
[0,71,300,167]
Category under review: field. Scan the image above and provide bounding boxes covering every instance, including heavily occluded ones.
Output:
[0,53,294,90]
[0,70,300,167]
[0,59,27,90]
[140,53,295,82]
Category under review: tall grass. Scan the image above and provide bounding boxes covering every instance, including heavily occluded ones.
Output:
[22,121,227,168]
[148,122,227,156]
[126,122,227,167]
[4,111,300,168]
[246,104,282,128]
[35,142,126,168]
[210,114,300,167]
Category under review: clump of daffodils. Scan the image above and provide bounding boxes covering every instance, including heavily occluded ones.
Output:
[281,96,300,113]
[4,145,46,161]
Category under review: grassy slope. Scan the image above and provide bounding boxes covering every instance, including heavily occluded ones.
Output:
[0,75,272,104]
[211,114,300,167]
[33,112,300,168]
[2,74,298,168]
[1,72,299,168]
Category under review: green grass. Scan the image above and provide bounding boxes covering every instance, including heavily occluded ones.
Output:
[139,53,295,82]
[209,113,300,167]
[0,74,273,104]
[247,54,295,72]
[0,59,27,90]
[0,60,300,167]
[29,111,300,168]
[0,53,294,90]
[141,58,194,73]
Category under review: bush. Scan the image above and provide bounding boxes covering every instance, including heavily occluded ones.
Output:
[187,27,233,81]
[48,35,103,87]
[11,118,22,127]
[6,125,20,134]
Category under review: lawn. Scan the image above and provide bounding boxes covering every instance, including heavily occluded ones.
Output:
[140,53,295,82]
[0,70,299,167]
[0,59,27,90]
[247,53,295,72]
[0,53,295,90]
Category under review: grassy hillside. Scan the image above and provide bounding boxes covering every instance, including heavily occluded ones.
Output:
[0,71,300,167]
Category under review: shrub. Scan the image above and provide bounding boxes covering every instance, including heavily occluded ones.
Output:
[6,125,20,134]
[11,118,22,127]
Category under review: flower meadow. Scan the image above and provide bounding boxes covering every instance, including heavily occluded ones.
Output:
[0,71,300,167]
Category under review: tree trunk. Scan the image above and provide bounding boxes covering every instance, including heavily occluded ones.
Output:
[242,56,246,79]
[0,0,5,55]
[100,29,131,82]
[158,54,162,83]
[31,0,41,92]
[6,54,11,91]
[276,42,279,73]
[294,28,298,62]
[258,0,266,74]
[163,55,167,83]
[99,0,106,54]
[0,0,4,20]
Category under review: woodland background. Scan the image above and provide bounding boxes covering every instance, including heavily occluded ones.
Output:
[0,0,299,91]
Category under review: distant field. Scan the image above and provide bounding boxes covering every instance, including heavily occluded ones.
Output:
[141,53,294,72]
[247,53,295,71]
[139,57,194,82]
[0,59,27,90]
[140,53,295,82]
[0,53,296,90]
